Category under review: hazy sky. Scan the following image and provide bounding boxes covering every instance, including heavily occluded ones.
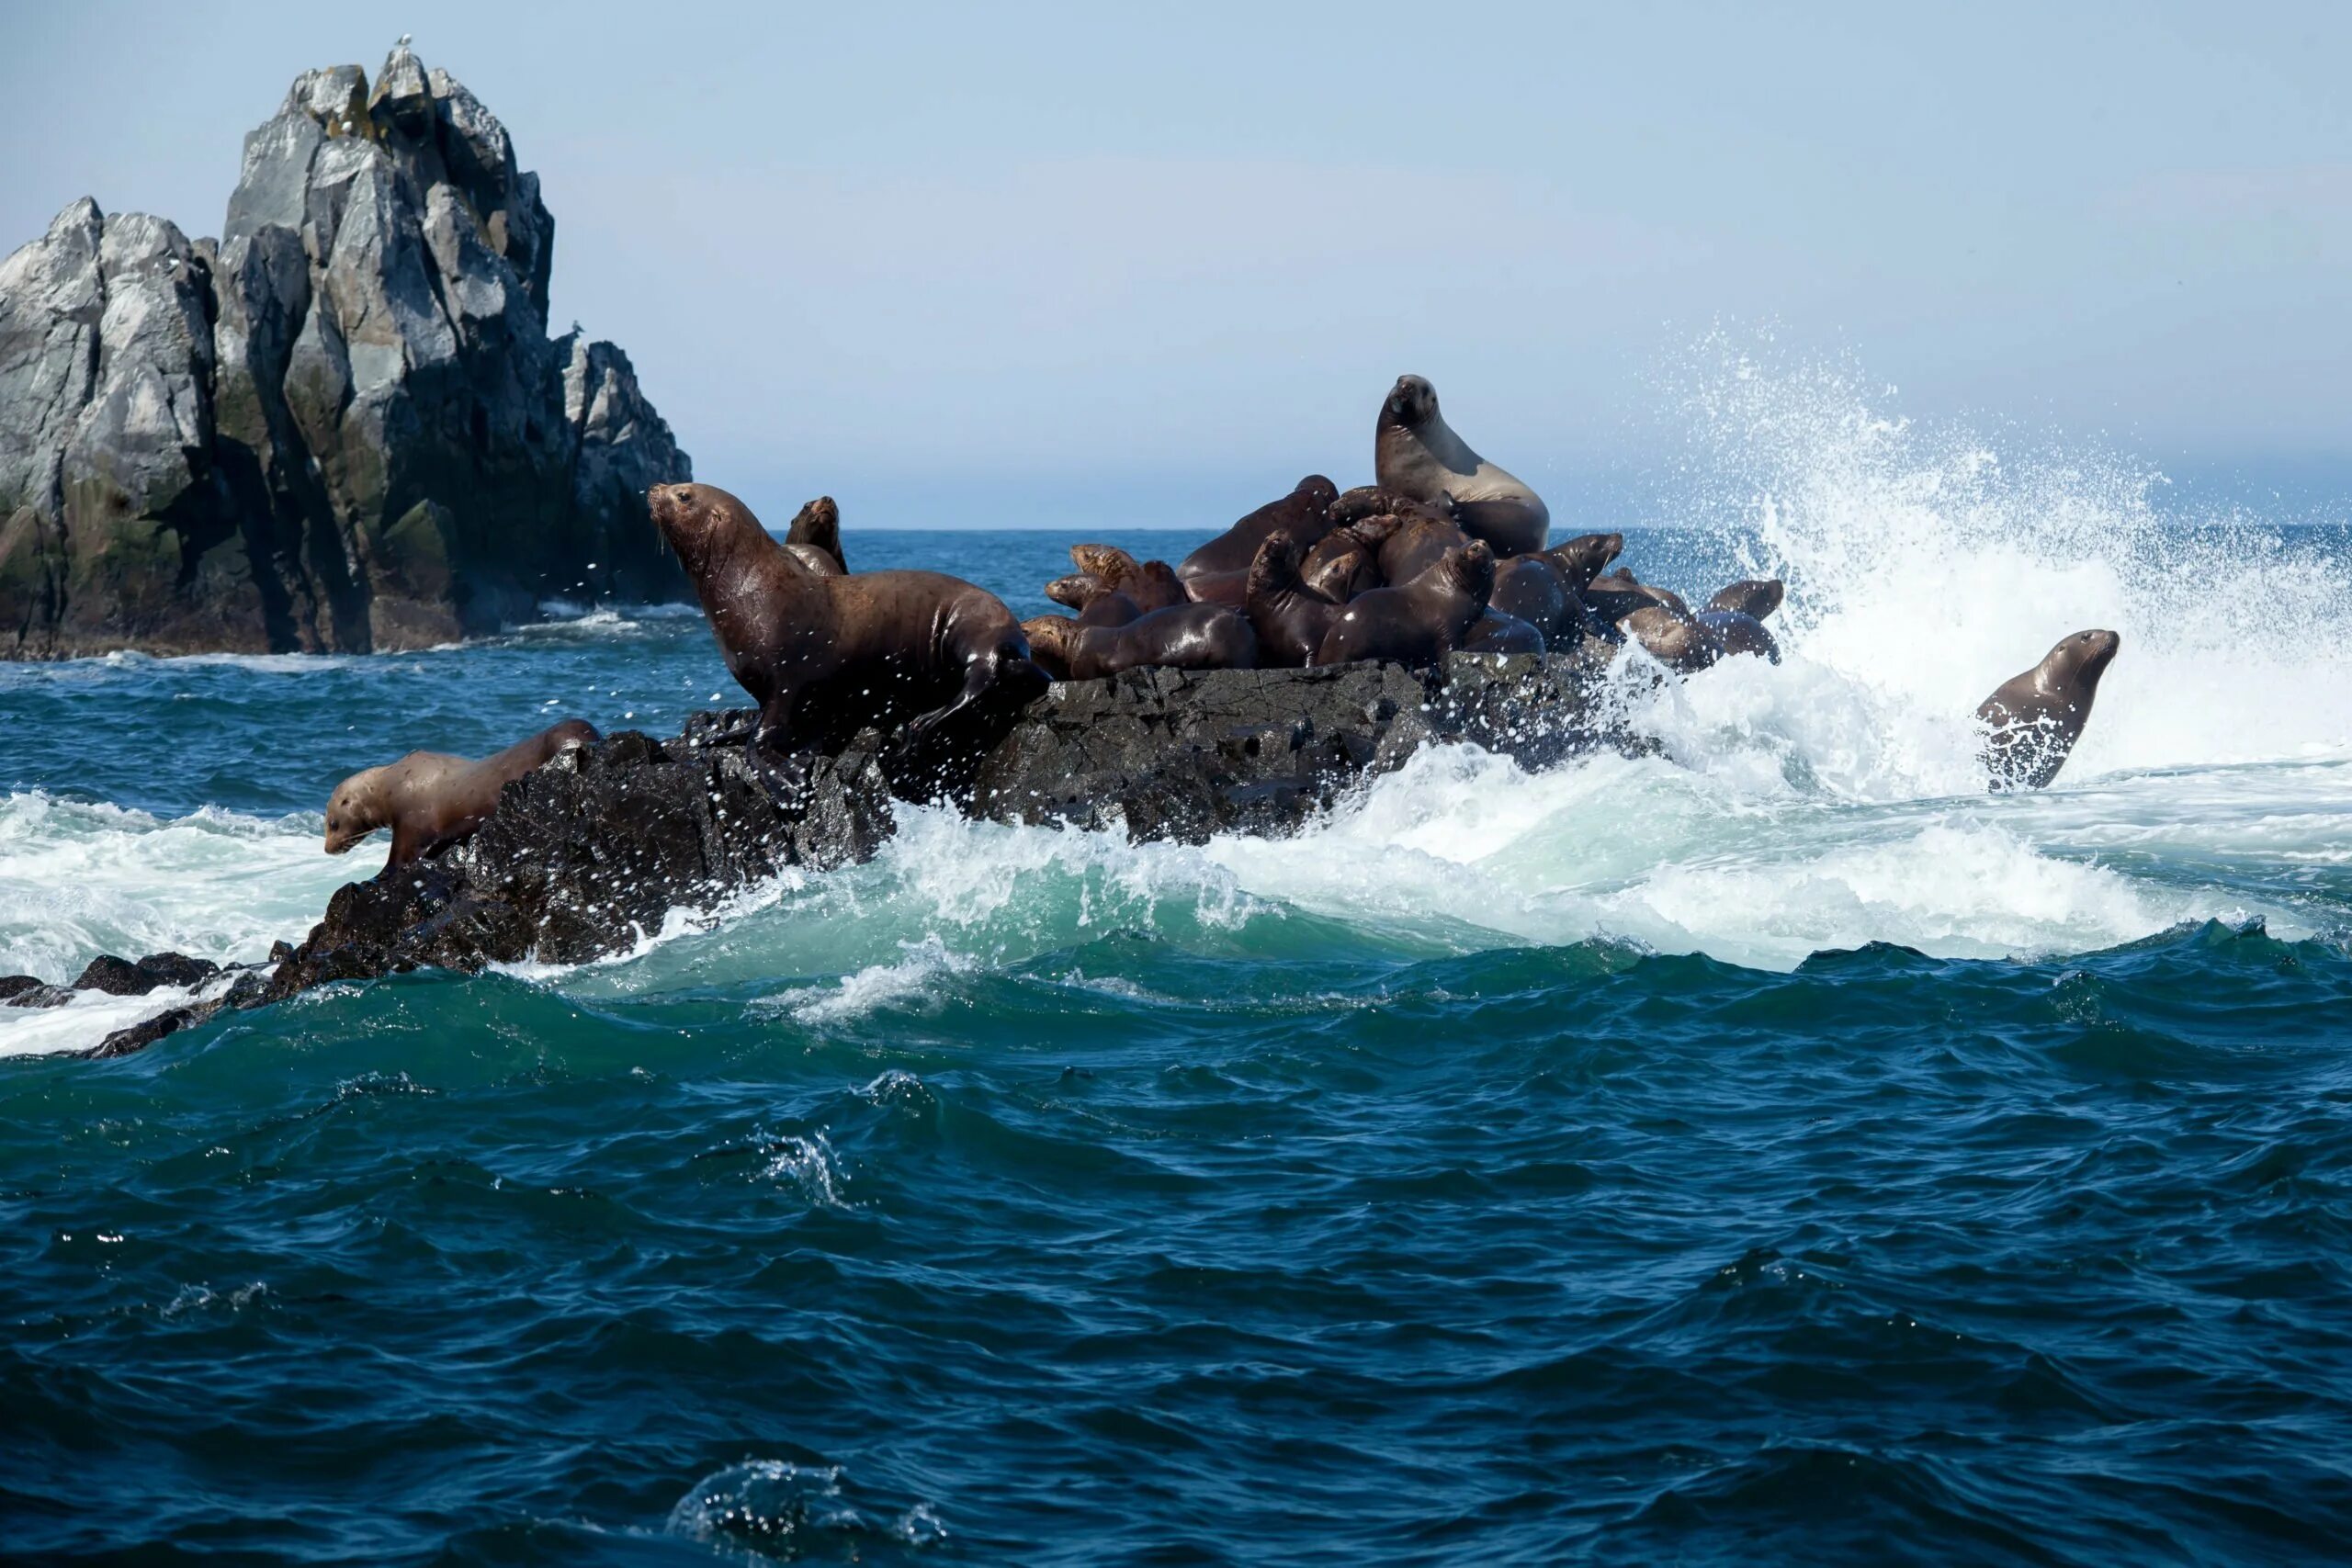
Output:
[7,2,2348,527]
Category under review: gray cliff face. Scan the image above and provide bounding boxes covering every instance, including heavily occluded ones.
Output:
[0,44,689,658]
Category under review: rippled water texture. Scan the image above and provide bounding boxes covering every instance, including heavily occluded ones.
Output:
[5,358,2351,1563]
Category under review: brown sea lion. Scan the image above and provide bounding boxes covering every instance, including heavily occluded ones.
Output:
[1545,532,1624,593]
[784,496,846,576]
[1694,609,1781,663]
[1490,556,1569,635]
[649,482,1047,793]
[324,719,599,868]
[1977,629,2120,791]
[1619,605,1724,673]
[1069,545,1187,612]
[1374,375,1549,556]
[1242,531,1345,667]
[1329,485,1450,529]
[1045,573,1099,610]
[1300,528,1383,603]
[1176,475,1340,587]
[1317,543,1496,668]
[1023,604,1259,682]
[1460,610,1546,657]
[1707,578,1784,621]
[1582,568,1690,626]
[1378,514,1478,587]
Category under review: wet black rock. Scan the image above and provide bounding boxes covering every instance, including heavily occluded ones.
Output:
[73,649,1634,1055]
[0,43,688,657]
[0,975,46,1001]
[72,952,221,996]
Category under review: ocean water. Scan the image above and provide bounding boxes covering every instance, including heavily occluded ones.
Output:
[5,363,2352,1564]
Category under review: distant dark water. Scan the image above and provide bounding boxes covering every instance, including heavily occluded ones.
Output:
[6,521,2352,1564]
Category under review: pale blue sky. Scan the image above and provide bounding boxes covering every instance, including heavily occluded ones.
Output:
[8,1,2348,527]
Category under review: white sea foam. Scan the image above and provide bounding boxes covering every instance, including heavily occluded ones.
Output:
[5,346,2346,1054]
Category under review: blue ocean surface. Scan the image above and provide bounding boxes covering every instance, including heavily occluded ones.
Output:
[6,385,2352,1563]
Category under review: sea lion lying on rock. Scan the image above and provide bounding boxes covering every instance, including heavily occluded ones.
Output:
[1023,604,1260,681]
[1460,610,1546,657]
[1977,629,2120,790]
[649,482,1047,795]
[325,719,600,868]
[1244,531,1348,667]
[1317,542,1497,667]
[1374,374,1550,556]
[1176,475,1340,603]
[1070,545,1188,613]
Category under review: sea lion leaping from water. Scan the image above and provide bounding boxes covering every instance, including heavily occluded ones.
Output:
[649,483,1047,795]
[325,719,599,869]
[1977,629,2120,791]
[1374,375,1550,557]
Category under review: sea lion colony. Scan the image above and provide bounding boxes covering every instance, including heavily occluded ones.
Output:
[319,374,2122,863]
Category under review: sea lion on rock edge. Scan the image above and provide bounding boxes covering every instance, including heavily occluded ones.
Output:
[1707,578,1783,621]
[649,482,1048,794]
[1582,568,1690,626]
[785,496,846,576]
[1176,475,1340,587]
[1694,609,1781,663]
[1620,605,1724,673]
[1976,628,2120,790]
[1374,374,1550,556]
[1243,531,1346,667]
[1317,542,1497,668]
[1022,604,1259,682]
[325,719,599,868]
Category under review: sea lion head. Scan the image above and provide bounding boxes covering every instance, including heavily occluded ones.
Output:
[1071,544,1142,588]
[1382,374,1439,430]
[1045,573,1102,610]
[1020,615,1078,681]
[322,766,389,854]
[1547,532,1624,591]
[648,482,768,576]
[2045,628,2121,688]
[1441,540,1497,605]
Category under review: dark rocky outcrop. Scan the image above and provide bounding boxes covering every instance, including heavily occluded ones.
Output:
[62,650,1633,1055]
[0,44,688,658]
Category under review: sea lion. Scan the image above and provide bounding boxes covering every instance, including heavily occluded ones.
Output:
[1582,568,1690,626]
[1490,556,1569,635]
[1069,545,1187,612]
[784,496,846,576]
[1694,609,1781,663]
[1373,375,1550,556]
[1300,528,1383,603]
[1545,532,1624,593]
[1977,629,2120,791]
[1317,542,1496,668]
[1046,573,1103,611]
[1460,609,1546,657]
[1176,475,1340,586]
[324,719,599,868]
[1620,605,1724,673]
[1708,578,1783,621]
[649,482,1047,791]
[1243,530,1345,667]
[1378,514,1478,586]
[1023,604,1259,682]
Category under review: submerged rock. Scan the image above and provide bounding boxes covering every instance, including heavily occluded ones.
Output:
[0,43,689,658]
